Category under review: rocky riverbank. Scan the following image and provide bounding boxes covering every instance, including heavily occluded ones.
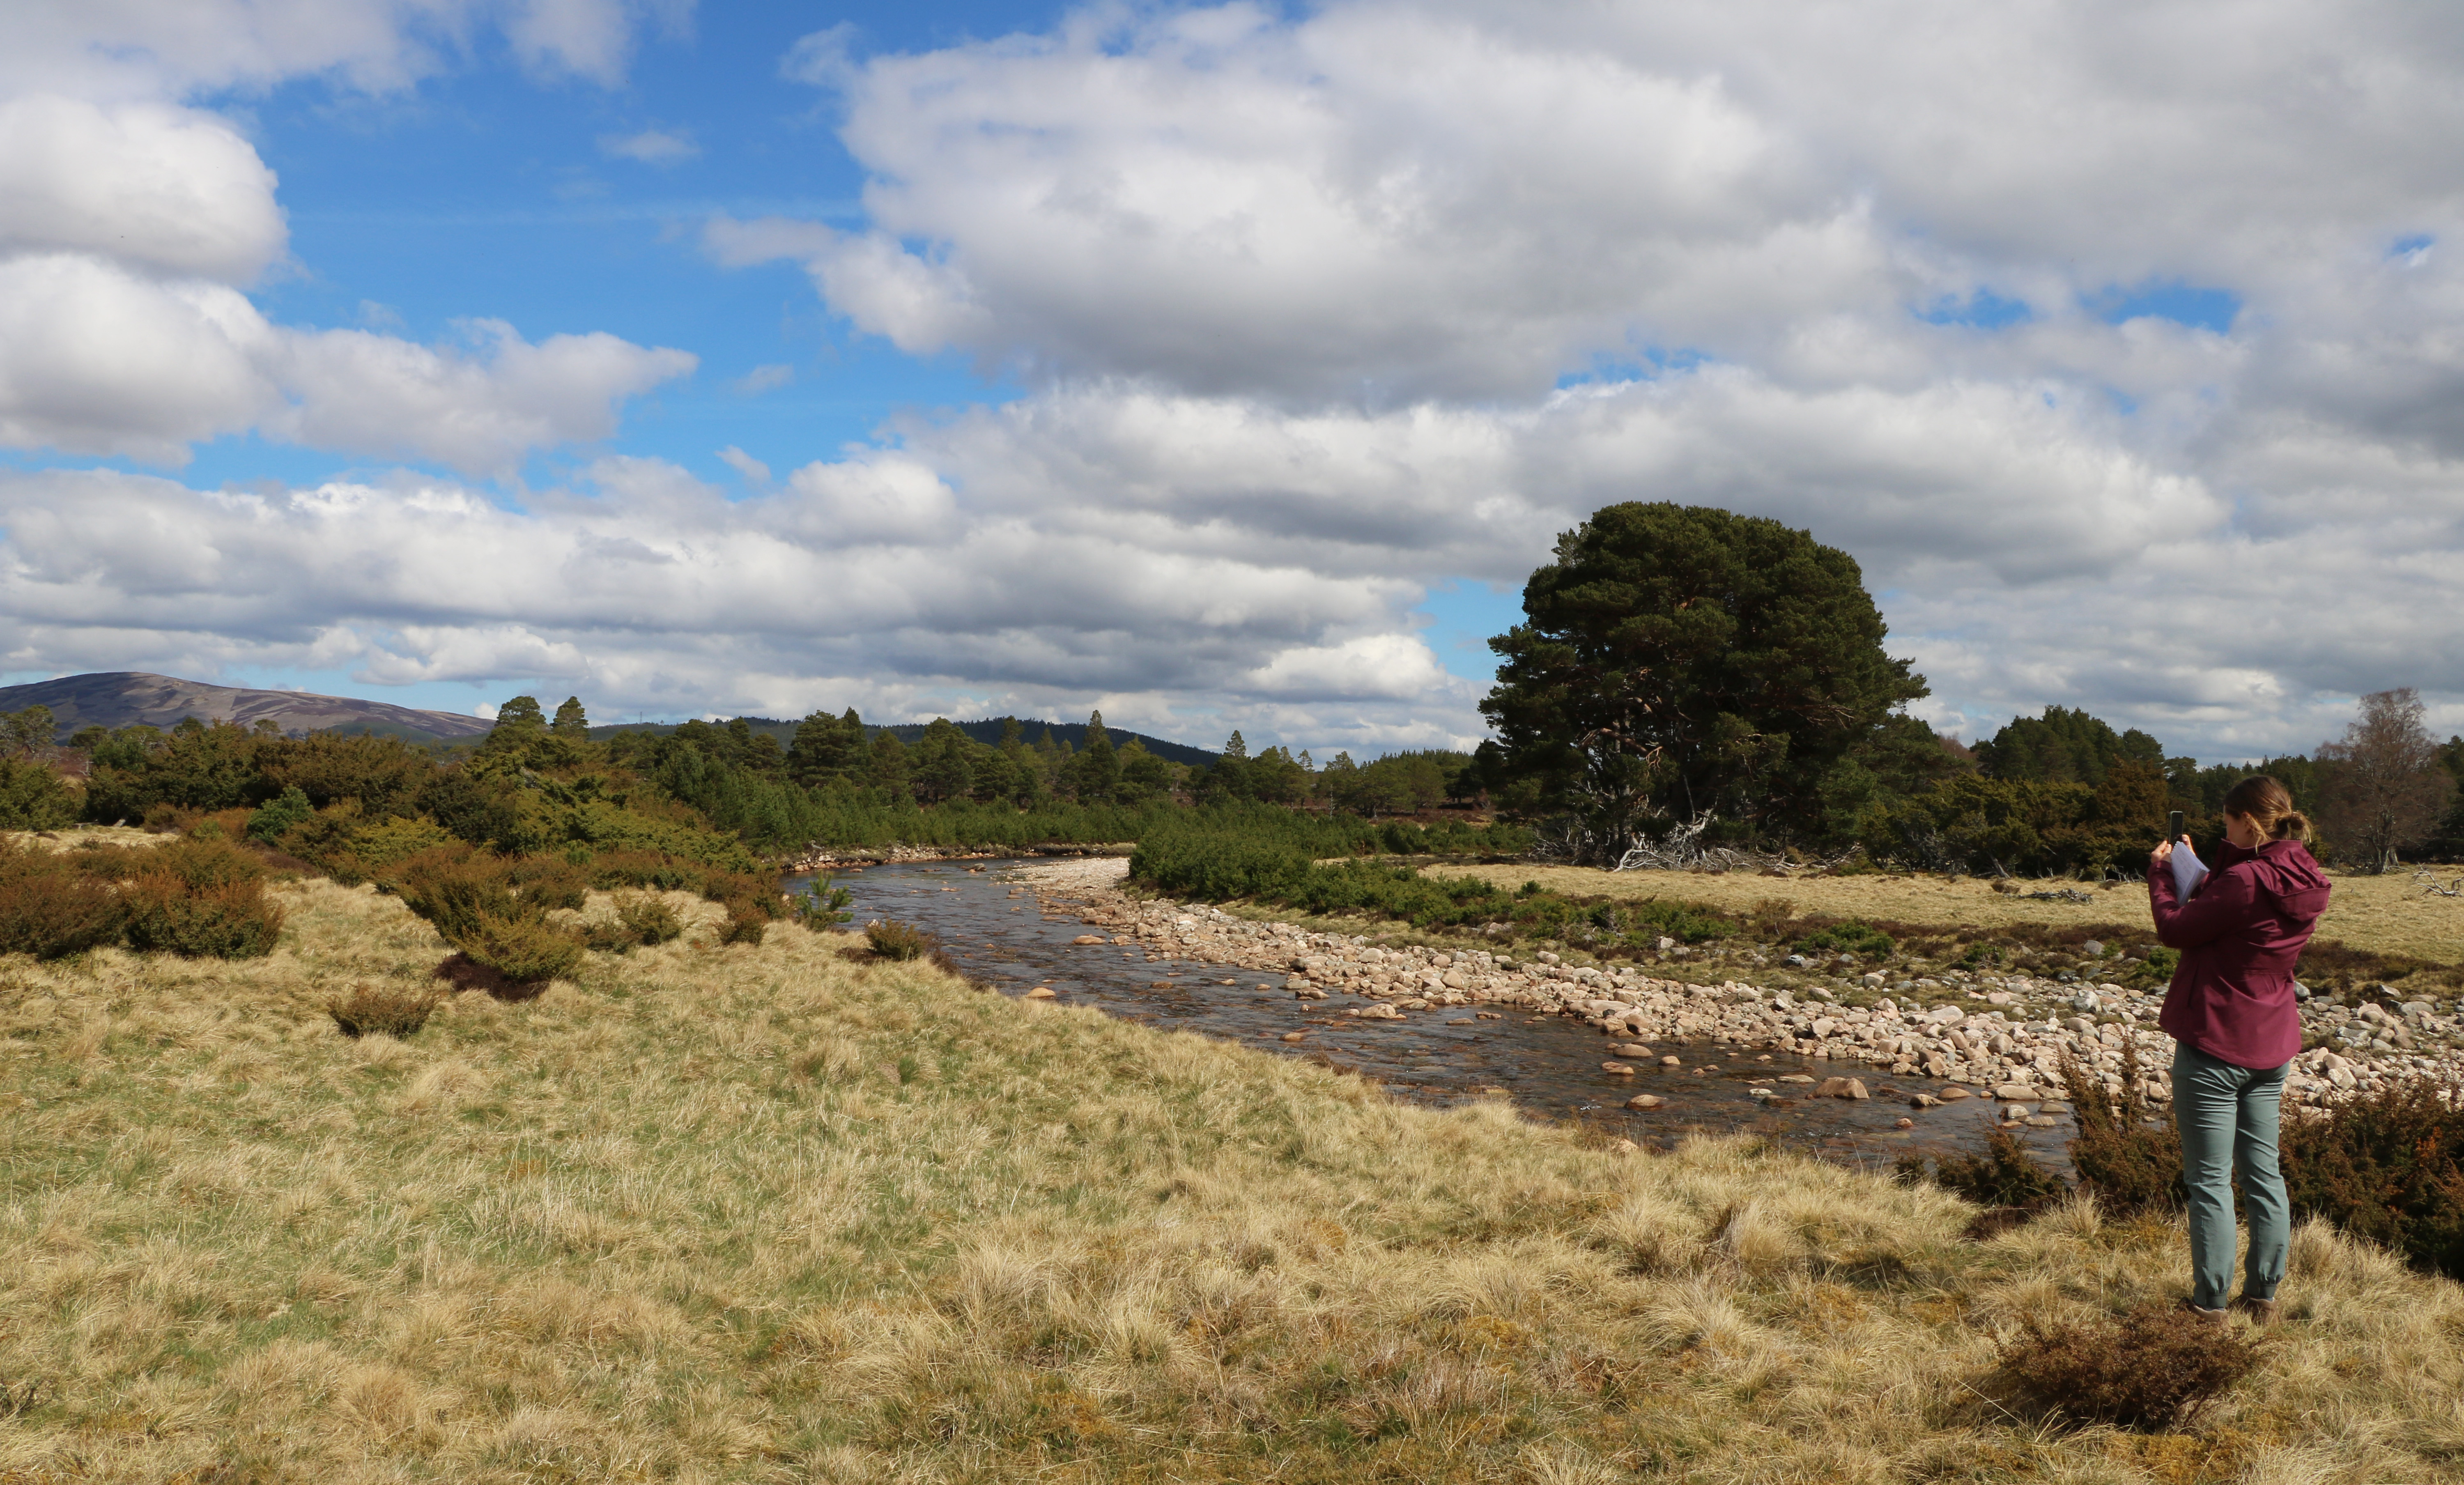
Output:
[1019,857,2464,1114]
[784,841,1133,871]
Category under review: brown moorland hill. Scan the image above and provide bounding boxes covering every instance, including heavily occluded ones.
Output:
[0,671,494,741]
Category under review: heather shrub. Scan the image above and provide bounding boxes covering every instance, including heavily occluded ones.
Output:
[1993,1301,2261,1430]
[458,915,582,991]
[504,856,589,911]
[718,900,768,946]
[130,835,265,893]
[701,868,781,916]
[122,877,283,958]
[866,919,932,961]
[2282,1082,2464,1280]
[0,848,124,958]
[616,892,683,946]
[391,849,523,947]
[2060,1048,2183,1216]
[585,892,685,953]
[326,982,441,1038]
[1896,1129,2068,1237]
[587,848,703,892]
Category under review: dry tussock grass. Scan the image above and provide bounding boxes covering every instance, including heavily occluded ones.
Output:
[1434,862,2463,963]
[1,879,2461,1481]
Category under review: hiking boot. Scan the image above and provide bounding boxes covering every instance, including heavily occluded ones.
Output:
[2230,1295,2279,1325]
[2178,1297,2227,1325]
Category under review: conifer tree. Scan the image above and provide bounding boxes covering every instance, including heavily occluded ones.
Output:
[1070,710,1119,803]
[551,697,589,736]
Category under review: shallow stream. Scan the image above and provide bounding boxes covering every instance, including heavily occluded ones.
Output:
[799,859,2071,1173]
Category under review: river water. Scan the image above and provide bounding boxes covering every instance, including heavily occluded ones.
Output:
[801,859,2069,1173]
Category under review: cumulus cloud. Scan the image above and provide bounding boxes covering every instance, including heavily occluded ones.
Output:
[0,2,696,470]
[0,96,285,282]
[0,257,694,468]
[13,0,2464,759]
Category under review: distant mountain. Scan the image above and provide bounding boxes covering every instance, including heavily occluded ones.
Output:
[0,672,496,742]
[589,715,1221,769]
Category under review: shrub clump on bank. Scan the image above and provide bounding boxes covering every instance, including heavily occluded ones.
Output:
[0,837,282,959]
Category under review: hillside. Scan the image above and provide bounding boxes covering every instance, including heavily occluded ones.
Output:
[0,672,494,741]
[589,715,1221,768]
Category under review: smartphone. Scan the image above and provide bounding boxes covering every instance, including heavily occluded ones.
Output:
[2168,809,2185,844]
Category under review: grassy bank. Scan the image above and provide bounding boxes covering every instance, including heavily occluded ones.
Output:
[1431,863,2464,970]
[5,887,2464,1481]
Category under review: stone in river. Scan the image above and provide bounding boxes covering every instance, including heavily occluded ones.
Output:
[1909,1093,1942,1109]
[1625,1094,1665,1110]
[1777,1074,1816,1084]
[1602,1062,1638,1076]
[1025,986,1057,999]
[1070,935,1105,945]
[1448,1017,1476,1025]
[1660,1055,1683,1067]
[1895,1117,1916,1129]
[1814,1077,1870,1100]
[2027,1115,2061,1127]
[1938,1086,1972,1100]
[1992,1083,2041,1102]
[1280,1031,1308,1042]
[1612,1045,1653,1059]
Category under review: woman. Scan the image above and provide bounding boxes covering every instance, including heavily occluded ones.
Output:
[2148,775,2331,1323]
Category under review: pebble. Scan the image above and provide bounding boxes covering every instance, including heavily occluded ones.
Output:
[1895,1117,1915,1129]
[1813,1076,1870,1101]
[1025,986,1057,1000]
[1069,935,1105,945]
[1660,1055,1683,1067]
[1280,1031,1307,1042]
[1625,1094,1665,1110]
[1602,1062,1637,1076]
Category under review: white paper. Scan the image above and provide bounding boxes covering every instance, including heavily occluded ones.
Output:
[2169,840,2209,899]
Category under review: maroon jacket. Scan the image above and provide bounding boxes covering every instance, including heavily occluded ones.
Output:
[2147,838,2331,1069]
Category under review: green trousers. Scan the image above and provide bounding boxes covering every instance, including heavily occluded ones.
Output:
[2170,1042,2289,1310]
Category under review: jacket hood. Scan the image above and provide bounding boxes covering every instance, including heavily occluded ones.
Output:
[2227,838,2332,923]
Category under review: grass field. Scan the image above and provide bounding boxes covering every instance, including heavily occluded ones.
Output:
[1430,864,2464,967]
[5,878,2464,1481]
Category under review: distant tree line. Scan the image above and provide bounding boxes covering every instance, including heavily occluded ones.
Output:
[1469,501,2464,874]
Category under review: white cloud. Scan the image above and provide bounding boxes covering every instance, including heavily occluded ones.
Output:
[0,257,694,468]
[598,126,698,163]
[716,446,770,485]
[0,96,285,283]
[730,363,793,395]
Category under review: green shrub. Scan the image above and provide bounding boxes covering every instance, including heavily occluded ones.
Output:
[505,856,588,911]
[246,785,314,843]
[459,915,582,988]
[1793,920,1895,959]
[326,982,440,1038]
[1902,1130,2067,1211]
[2059,1049,2182,1216]
[866,919,932,961]
[0,758,79,830]
[1994,1301,2261,1430]
[616,891,685,948]
[133,835,264,893]
[2282,1081,2464,1280]
[122,878,283,958]
[0,849,125,958]
[790,877,854,930]
[391,848,525,947]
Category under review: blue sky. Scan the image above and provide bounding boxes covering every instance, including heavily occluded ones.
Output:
[3,1,2460,761]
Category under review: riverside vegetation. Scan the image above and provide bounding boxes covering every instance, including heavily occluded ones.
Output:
[7,866,2464,1483]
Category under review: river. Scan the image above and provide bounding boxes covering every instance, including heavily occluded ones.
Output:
[798,858,2071,1175]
